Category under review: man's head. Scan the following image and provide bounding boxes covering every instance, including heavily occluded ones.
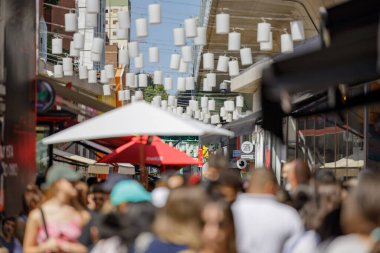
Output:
[248,168,278,195]
[282,159,310,192]
[89,183,107,211]
[204,153,228,182]
[2,217,16,238]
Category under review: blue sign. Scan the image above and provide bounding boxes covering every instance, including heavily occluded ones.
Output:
[232,150,241,158]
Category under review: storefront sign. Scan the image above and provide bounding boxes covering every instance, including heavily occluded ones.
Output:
[241,141,254,154]
[232,150,241,158]
[37,80,55,113]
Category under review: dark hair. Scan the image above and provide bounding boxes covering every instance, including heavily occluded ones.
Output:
[86,177,98,188]
[89,183,106,194]
[218,169,243,192]
[208,153,229,171]
[2,216,16,227]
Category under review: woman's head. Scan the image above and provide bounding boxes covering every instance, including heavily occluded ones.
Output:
[153,187,207,250]
[21,184,43,215]
[201,199,236,253]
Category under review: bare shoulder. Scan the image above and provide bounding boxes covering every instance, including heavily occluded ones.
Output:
[28,208,42,222]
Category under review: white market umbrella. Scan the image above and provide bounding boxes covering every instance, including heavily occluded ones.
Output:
[42,101,234,145]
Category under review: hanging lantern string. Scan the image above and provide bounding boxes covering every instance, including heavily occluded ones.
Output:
[43,2,75,11]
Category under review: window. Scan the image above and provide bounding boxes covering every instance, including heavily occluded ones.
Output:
[112,31,116,36]
[105,9,109,13]
[105,20,108,25]
[113,20,118,25]
[112,9,118,14]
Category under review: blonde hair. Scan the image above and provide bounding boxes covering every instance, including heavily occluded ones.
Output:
[153,187,207,250]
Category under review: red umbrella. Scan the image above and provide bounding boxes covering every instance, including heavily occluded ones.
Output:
[98,136,198,167]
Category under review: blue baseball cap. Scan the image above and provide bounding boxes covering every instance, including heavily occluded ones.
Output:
[110,180,151,206]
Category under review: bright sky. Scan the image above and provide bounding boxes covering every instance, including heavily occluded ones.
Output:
[129,0,201,94]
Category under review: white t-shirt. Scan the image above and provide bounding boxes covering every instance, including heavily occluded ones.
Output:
[232,194,304,253]
[325,234,371,253]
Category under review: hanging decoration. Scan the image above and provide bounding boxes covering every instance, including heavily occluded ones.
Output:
[184,17,197,38]
[62,57,73,75]
[149,47,159,63]
[91,37,104,54]
[216,11,230,34]
[88,70,97,83]
[177,77,186,91]
[64,12,77,32]
[228,59,239,76]
[217,55,229,72]
[236,95,244,108]
[118,90,125,101]
[240,47,253,66]
[168,95,176,106]
[136,18,148,37]
[52,38,63,55]
[117,28,128,40]
[134,53,144,69]
[148,3,161,24]
[135,90,144,100]
[105,65,114,79]
[91,52,101,62]
[86,0,99,13]
[128,41,139,58]
[203,78,212,91]
[206,72,216,88]
[211,115,220,124]
[126,73,136,88]
[85,13,97,28]
[70,41,79,57]
[161,100,168,110]
[185,76,195,90]
[73,33,84,49]
[208,99,215,111]
[225,100,235,112]
[79,65,88,80]
[281,32,294,53]
[170,53,181,69]
[54,65,63,78]
[203,52,214,70]
[226,113,232,123]
[220,107,226,117]
[164,77,173,91]
[138,74,148,88]
[103,85,111,96]
[201,96,208,108]
[178,59,188,73]
[181,45,193,63]
[124,90,131,101]
[118,10,130,29]
[119,48,129,65]
[100,70,108,84]
[228,31,241,51]
[290,20,305,41]
[153,70,163,84]
[260,31,273,51]
[257,21,271,42]
[194,26,206,46]
[173,27,185,46]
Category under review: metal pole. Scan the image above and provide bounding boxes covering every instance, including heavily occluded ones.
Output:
[363,83,369,170]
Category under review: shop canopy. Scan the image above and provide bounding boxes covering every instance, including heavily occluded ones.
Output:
[261,0,380,140]
[98,136,198,167]
[42,101,234,145]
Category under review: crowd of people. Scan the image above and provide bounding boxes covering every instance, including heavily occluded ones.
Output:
[0,154,379,253]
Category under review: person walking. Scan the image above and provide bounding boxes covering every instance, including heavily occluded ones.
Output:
[0,217,22,253]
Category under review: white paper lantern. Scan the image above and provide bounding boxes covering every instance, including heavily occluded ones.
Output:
[124,90,131,101]
[204,73,215,88]
[117,29,128,40]
[105,64,114,79]
[225,101,235,112]
[92,37,104,54]
[257,22,271,42]
[152,96,161,107]
[149,3,161,24]
[54,65,63,78]
[203,117,209,124]
[86,0,99,13]
[191,100,199,111]
[228,60,239,76]
[64,13,77,32]
[73,33,84,49]
[100,70,108,84]
[135,18,148,37]
[64,71,73,77]
[164,77,173,91]
[170,53,181,69]
[178,59,188,73]
[177,77,186,91]
[181,46,193,63]
[70,41,79,57]
[118,10,130,29]
[128,41,139,58]
[290,20,305,41]
[149,47,159,63]
[184,18,197,38]
[52,38,62,55]
[154,70,163,84]
[233,110,239,120]
[236,95,244,107]
[85,13,97,28]
[119,48,129,65]
[88,70,97,83]
[134,54,144,69]
[228,31,241,51]
[118,90,125,101]
[281,33,294,53]
[131,96,137,103]
[216,12,230,34]
[208,99,215,111]
[186,106,192,116]
[185,76,195,90]
[103,85,111,96]
[201,96,208,108]
[62,57,73,72]
[134,75,138,88]
[203,78,212,91]
[194,26,206,46]
[173,27,185,46]
[136,90,144,100]
[220,81,228,91]
[126,73,136,87]
[168,95,176,106]
[79,65,88,80]
[203,52,214,70]
[260,31,273,51]
[161,100,168,110]
[91,53,101,62]
[211,115,220,124]
[226,113,232,122]
[217,55,229,72]
[176,107,183,115]
[138,74,148,88]
[220,107,226,117]
[194,110,201,119]
[240,47,252,66]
